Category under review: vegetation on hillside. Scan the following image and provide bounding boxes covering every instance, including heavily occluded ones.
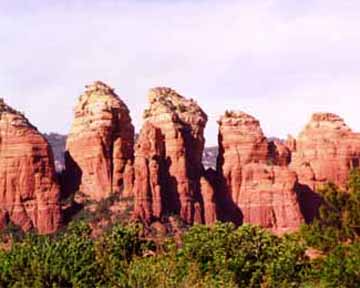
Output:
[1,170,360,287]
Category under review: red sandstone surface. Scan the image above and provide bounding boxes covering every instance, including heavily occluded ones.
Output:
[65,81,134,201]
[0,99,61,234]
[290,113,360,222]
[3,82,359,236]
[133,87,215,224]
[218,111,304,234]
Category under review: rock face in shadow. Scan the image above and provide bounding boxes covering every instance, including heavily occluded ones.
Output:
[290,113,360,222]
[65,81,134,201]
[133,87,214,224]
[200,173,217,225]
[217,111,303,234]
[0,99,61,233]
[268,140,291,166]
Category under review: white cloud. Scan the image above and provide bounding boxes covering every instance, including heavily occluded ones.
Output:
[1,0,360,145]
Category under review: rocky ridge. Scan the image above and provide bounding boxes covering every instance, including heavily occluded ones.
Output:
[1,82,359,236]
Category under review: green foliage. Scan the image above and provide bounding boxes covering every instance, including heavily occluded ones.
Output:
[264,234,310,288]
[123,223,311,288]
[0,221,99,287]
[301,169,360,251]
[2,170,360,287]
[0,221,25,242]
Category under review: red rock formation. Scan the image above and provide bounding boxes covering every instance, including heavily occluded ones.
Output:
[217,111,268,204]
[122,160,134,198]
[0,99,61,233]
[268,140,291,166]
[218,111,303,234]
[285,135,297,152]
[200,175,217,225]
[65,81,134,201]
[133,123,164,222]
[291,113,360,189]
[238,164,303,235]
[136,87,210,224]
[0,210,8,231]
[290,113,360,221]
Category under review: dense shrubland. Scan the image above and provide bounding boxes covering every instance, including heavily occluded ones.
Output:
[1,170,360,287]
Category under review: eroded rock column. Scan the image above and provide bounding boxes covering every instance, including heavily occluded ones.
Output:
[65,81,134,201]
[134,87,212,224]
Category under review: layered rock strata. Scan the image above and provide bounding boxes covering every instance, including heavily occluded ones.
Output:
[133,87,213,224]
[217,111,303,234]
[0,99,61,233]
[65,81,134,201]
[133,123,164,222]
[238,164,304,234]
[291,113,360,189]
[290,113,360,222]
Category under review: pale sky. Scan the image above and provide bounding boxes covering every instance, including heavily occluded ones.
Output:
[1,0,360,145]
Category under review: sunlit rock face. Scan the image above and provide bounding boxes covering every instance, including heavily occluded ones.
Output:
[217,111,303,234]
[291,113,360,222]
[0,99,61,234]
[65,81,134,201]
[237,163,304,235]
[133,122,164,223]
[133,87,214,224]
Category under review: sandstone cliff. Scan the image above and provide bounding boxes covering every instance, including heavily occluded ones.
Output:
[0,99,61,233]
[217,111,303,234]
[291,113,360,222]
[133,87,215,224]
[133,122,164,222]
[65,81,134,201]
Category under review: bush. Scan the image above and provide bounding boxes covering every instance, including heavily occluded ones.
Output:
[318,242,360,288]
[301,169,360,251]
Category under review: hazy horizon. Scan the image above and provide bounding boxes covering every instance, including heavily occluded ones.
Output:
[2,0,360,145]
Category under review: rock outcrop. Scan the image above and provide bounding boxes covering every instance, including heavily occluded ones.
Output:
[238,164,304,235]
[217,111,268,204]
[290,113,360,222]
[65,81,134,201]
[0,99,61,233]
[268,140,291,166]
[217,111,303,234]
[133,87,212,224]
[133,123,164,222]
[291,113,360,189]
[200,173,217,225]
